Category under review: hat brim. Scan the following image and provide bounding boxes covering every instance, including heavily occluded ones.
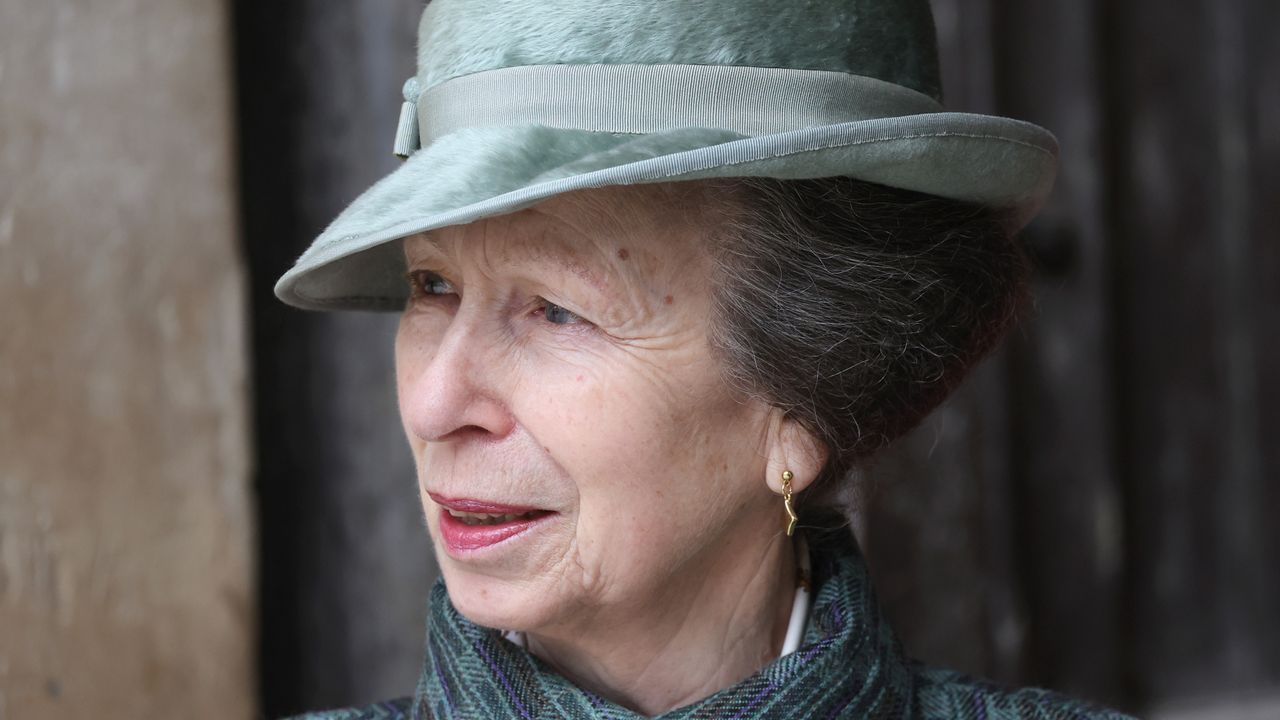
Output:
[275,112,1057,311]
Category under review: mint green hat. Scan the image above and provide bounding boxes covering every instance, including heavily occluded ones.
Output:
[275,0,1059,311]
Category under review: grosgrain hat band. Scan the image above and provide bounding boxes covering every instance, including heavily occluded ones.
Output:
[395,64,945,156]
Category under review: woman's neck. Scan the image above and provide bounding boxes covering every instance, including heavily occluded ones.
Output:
[523,532,799,716]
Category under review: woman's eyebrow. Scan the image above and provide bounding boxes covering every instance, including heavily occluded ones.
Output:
[523,253,610,295]
[410,234,613,296]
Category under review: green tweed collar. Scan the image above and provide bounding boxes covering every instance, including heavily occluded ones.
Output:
[410,527,914,719]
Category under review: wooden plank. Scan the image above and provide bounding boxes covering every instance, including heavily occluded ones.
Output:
[989,0,1128,706]
[1244,0,1280,689]
[1107,0,1280,702]
[0,0,254,717]
[1202,0,1280,694]
[859,365,1026,682]
[236,0,434,715]
[1150,690,1280,720]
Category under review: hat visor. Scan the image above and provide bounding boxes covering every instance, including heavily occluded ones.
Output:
[275,112,1058,311]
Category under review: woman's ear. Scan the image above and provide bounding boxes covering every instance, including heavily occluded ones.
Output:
[762,410,828,495]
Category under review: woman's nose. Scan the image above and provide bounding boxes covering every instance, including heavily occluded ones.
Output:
[398,313,517,444]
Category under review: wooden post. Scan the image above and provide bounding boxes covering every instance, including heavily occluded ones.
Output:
[0,0,254,717]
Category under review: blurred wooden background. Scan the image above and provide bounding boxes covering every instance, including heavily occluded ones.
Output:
[234,0,1279,718]
[2,0,253,717]
[862,1,1280,717]
[235,0,432,714]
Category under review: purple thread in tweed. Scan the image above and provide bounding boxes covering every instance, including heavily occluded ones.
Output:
[972,690,989,720]
[473,638,533,719]
[726,680,778,720]
[801,643,825,664]
[433,657,455,714]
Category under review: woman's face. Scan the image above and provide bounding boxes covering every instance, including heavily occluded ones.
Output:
[396,185,784,633]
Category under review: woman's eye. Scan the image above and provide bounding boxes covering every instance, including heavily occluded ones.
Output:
[406,270,454,297]
[405,271,587,328]
[541,301,585,326]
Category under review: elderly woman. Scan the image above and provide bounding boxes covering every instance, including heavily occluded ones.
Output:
[275,1,1133,718]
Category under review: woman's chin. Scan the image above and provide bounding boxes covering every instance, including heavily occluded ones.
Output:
[442,570,558,632]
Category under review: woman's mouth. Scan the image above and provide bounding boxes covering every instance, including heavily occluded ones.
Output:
[444,508,549,526]
[429,493,555,553]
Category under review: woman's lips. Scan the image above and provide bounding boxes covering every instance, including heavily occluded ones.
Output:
[429,492,555,553]
[427,493,542,515]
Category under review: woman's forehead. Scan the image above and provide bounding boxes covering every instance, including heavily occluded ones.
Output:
[403,185,712,280]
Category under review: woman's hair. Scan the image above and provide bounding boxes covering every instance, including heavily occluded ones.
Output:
[700,177,1031,509]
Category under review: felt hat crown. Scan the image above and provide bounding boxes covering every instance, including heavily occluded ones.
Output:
[275,0,1059,311]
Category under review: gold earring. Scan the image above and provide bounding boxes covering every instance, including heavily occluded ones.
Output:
[781,470,798,536]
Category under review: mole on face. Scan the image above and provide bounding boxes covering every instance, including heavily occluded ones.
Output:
[617,248,630,261]
[664,295,673,305]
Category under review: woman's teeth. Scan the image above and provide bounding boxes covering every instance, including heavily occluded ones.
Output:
[446,509,539,526]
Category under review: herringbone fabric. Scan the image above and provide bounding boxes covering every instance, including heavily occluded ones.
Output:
[290,528,1135,719]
